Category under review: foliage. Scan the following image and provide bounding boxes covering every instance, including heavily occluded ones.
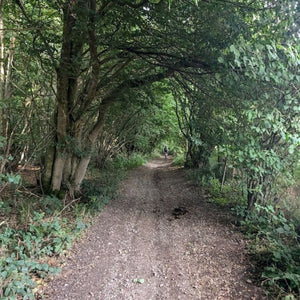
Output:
[0,211,70,299]
[0,253,59,300]
[172,1,300,209]
[81,153,145,215]
[172,153,185,166]
[0,138,21,188]
[235,204,300,297]
[188,169,245,207]
[96,82,184,165]
[219,38,300,209]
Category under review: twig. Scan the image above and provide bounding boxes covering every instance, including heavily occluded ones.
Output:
[0,221,7,227]
[54,197,81,217]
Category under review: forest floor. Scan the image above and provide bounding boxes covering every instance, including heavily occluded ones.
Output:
[42,158,265,300]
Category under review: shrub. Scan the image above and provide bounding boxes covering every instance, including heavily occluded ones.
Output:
[124,153,146,169]
[172,153,185,166]
[237,204,300,297]
[187,171,244,207]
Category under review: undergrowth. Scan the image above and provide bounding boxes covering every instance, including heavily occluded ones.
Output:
[0,153,146,299]
[0,201,74,299]
[235,204,300,299]
[172,153,185,166]
[187,169,244,207]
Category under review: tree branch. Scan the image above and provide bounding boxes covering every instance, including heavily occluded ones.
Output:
[101,68,174,107]
[12,0,57,63]
[122,47,211,70]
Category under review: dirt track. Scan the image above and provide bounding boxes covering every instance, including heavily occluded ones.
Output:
[44,158,264,299]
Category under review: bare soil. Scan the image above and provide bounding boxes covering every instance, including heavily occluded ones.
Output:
[43,158,265,300]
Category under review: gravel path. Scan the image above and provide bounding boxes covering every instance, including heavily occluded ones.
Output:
[43,158,265,300]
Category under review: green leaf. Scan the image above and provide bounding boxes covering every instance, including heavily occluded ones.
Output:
[133,278,145,284]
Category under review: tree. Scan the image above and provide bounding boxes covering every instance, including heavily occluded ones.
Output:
[0,0,16,172]
[172,0,300,209]
[12,0,241,194]
[7,0,298,201]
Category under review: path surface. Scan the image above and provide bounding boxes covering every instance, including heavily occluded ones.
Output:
[44,158,264,300]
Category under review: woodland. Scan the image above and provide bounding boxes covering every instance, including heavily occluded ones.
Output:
[0,0,299,299]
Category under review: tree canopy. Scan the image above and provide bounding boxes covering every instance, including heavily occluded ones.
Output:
[0,1,299,297]
[0,0,299,208]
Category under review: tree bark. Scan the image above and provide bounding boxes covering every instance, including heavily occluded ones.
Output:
[48,1,84,192]
[0,2,15,172]
[72,106,108,191]
[0,2,5,143]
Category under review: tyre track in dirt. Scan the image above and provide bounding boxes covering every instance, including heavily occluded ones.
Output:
[43,158,265,300]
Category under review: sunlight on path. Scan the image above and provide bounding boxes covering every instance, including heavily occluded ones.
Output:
[145,156,173,169]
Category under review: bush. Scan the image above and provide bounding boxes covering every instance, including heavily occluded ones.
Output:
[187,171,244,207]
[148,150,162,159]
[105,153,146,171]
[172,153,185,166]
[236,204,300,298]
[124,153,146,169]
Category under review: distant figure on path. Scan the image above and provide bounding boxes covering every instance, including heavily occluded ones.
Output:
[164,146,168,159]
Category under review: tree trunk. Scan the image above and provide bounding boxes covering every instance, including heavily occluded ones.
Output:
[0,1,4,136]
[247,179,257,210]
[71,106,108,192]
[46,1,83,192]
[51,154,66,191]
[43,145,55,191]
[0,3,15,172]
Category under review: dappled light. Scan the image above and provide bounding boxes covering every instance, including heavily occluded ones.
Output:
[145,157,173,169]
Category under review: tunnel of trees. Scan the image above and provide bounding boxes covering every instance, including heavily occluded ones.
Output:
[1,0,299,208]
[0,1,299,297]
